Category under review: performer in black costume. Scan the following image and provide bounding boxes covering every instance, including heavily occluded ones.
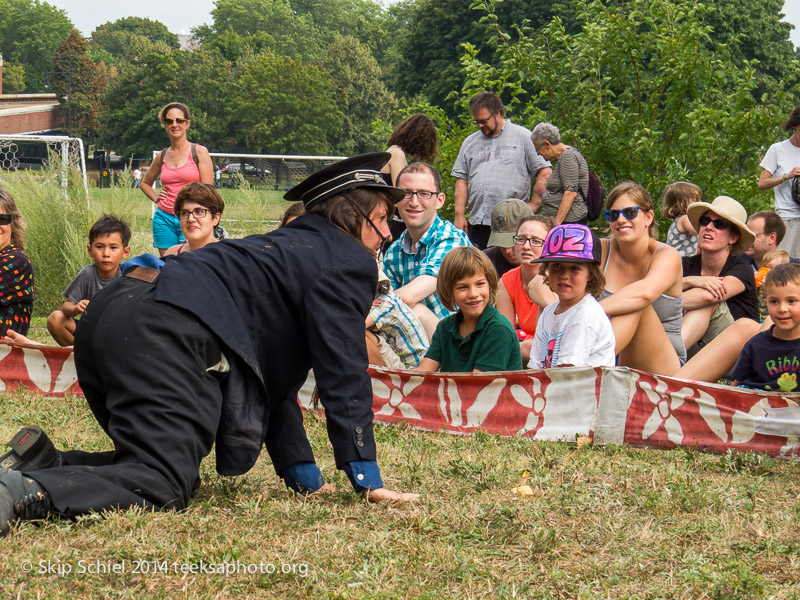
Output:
[0,152,418,536]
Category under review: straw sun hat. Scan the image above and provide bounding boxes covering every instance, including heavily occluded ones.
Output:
[687,195,754,255]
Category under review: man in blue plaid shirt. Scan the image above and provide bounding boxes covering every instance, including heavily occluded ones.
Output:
[383,162,471,338]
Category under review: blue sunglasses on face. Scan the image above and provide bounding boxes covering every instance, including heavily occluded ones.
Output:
[603,206,644,222]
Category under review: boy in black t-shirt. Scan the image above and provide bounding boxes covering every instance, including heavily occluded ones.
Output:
[731,263,800,391]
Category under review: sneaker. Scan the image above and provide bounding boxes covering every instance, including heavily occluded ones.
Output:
[0,425,62,471]
[0,470,52,536]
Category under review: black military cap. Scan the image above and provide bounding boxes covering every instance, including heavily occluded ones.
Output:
[284,152,405,209]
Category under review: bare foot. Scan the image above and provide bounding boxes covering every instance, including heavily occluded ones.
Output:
[312,483,336,495]
[362,487,420,503]
[1,330,43,346]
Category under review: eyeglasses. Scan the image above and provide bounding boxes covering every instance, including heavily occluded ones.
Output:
[698,215,731,230]
[402,190,437,200]
[472,117,493,126]
[164,117,187,125]
[178,208,210,220]
[513,236,545,247]
[0,214,13,225]
[603,206,644,222]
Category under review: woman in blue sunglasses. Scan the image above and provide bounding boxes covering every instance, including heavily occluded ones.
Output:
[597,182,686,374]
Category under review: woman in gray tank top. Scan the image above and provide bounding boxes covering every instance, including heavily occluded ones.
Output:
[598,182,686,373]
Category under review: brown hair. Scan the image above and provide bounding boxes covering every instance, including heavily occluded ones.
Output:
[0,186,26,250]
[396,161,442,192]
[763,249,790,267]
[386,114,439,163]
[89,214,132,247]
[306,188,394,252]
[469,91,505,118]
[437,246,498,311]
[174,182,224,216]
[782,105,800,131]
[750,210,787,245]
[158,102,190,124]
[516,214,555,235]
[605,181,657,237]
[764,262,800,291]
[661,182,702,219]
[539,262,606,299]
[280,201,305,227]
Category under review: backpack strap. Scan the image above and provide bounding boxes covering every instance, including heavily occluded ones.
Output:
[190,143,198,166]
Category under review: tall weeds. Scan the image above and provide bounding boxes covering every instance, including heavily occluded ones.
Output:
[0,167,91,316]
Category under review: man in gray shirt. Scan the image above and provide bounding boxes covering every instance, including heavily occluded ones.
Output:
[452,91,552,249]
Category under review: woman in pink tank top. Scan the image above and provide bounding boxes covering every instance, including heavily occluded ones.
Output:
[140,102,214,256]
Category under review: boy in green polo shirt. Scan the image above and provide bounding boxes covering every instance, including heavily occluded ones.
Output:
[417,246,522,372]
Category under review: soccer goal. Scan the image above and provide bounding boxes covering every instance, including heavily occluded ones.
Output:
[0,134,89,202]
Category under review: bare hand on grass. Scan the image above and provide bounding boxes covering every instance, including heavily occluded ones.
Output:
[362,487,420,503]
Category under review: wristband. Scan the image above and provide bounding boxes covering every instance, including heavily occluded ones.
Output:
[783,174,787,183]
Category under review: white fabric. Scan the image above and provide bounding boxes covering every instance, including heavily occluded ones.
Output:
[759,139,800,219]
[528,294,615,369]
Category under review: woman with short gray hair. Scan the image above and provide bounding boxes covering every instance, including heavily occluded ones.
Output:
[531,123,590,225]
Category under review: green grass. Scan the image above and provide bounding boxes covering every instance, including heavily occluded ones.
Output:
[0,170,289,317]
[1,390,799,598]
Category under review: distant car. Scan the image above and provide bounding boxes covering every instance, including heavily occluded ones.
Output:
[220,162,270,177]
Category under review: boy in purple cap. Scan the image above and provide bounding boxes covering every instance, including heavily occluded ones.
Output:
[528,224,615,369]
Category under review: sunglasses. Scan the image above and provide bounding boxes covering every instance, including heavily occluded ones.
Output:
[603,206,643,222]
[0,214,13,226]
[698,215,731,230]
[164,117,188,125]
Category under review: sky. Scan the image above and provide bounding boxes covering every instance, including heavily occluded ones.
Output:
[46,0,800,47]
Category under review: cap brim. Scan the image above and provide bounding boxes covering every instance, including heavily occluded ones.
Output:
[532,255,598,264]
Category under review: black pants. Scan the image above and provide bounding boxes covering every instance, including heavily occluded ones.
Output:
[467,224,492,250]
[28,278,224,517]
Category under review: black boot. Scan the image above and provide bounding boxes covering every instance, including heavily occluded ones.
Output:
[0,470,53,536]
[0,425,62,471]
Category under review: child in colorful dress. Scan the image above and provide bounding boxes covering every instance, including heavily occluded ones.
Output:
[528,224,616,368]
[662,182,702,257]
[418,246,522,372]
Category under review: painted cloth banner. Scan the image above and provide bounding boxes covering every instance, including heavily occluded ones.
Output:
[2,341,799,458]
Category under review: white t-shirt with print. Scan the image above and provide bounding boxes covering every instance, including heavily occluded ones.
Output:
[527,294,615,369]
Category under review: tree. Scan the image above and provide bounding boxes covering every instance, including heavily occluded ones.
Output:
[193,0,324,62]
[90,17,179,64]
[1,61,25,93]
[51,30,108,139]
[99,47,236,157]
[392,0,571,112]
[232,54,341,154]
[318,36,397,155]
[444,0,800,221]
[0,0,73,91]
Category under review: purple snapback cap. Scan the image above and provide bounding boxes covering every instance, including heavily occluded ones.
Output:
[532,224,602,264]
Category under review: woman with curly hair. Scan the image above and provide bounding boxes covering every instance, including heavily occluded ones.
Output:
[383,114,440,239]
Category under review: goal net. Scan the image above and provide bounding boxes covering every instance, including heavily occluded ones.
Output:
[0,134,89,201]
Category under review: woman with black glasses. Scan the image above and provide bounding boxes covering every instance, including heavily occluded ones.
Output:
[679,196,759,355]
[140,102,214,257]
[0,187,34,338]
[496,215,556,362]
[597,182,686,373]
[163,183,224,256]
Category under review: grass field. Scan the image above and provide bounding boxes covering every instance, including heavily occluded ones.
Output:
[3,176,800,598]
[1,387,799,598]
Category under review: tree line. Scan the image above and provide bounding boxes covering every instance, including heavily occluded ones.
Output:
[1,0,799,210]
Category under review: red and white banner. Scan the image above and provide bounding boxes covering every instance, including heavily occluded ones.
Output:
[3,341,799,459]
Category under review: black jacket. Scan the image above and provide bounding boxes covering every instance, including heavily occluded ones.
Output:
[155,214,378,475]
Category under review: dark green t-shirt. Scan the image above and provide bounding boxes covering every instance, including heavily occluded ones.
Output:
[425,304,523,372]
